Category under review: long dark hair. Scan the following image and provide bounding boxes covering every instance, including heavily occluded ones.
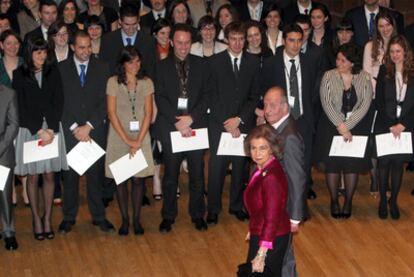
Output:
[22,37,53,78]
[116,46,146,85]
[168,0,193,26]
[244,20,271,54]
[47,19,68,50]
[371,10,397,65]
[385,35,414,82]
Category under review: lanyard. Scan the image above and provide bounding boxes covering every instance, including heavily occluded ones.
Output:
[396,73,405,104]
[127,89,137,120]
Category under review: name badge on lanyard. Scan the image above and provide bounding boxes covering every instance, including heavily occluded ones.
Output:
[178,97,188,110]
[288,95,295,108]
[396,104,402,118]
[129,120,140,132]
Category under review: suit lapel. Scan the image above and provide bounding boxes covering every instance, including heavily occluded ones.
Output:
[401,77,414,117]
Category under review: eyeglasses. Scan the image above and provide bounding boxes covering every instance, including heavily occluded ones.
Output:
[55,32,68,38]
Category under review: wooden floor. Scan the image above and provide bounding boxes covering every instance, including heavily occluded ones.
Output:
[2,169,414,277]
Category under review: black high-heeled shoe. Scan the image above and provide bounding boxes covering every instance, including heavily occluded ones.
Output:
[342,201,352,219]
[118,221,129,236]
[378,200,388,219]
[134,223,144,235]
[32,221,44,241]
[330,201,341,219]
[42,216,55,240]
[389,201,400,220]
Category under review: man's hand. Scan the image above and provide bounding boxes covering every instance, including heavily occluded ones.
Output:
[224,117,241,132]
[290,222,300,233]
[73,124,92,142]
[390,123,405,139]
[230,128,241,138]
[175,115,193,132]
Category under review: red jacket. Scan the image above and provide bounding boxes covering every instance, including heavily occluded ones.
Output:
[244,157,290,248]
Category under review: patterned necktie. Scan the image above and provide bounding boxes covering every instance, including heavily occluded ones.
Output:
[79,64,86,87]
[369,13,376,37]
[289,59,300,119]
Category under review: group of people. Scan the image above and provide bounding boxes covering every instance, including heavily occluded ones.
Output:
[0,0,413,276]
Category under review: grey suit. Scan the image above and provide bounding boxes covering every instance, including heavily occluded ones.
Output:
[0,85,19,237]
[273,116,306,277]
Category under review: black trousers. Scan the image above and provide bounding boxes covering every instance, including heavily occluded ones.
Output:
[62,156,106,222]
[161,140,206,220]
[245,234,290,277]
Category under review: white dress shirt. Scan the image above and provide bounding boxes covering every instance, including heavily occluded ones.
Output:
[283,51,303,116]
[364,5,379,29]
[248,1,263,21]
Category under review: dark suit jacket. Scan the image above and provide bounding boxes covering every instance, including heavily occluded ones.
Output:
[261,50,317,129]
[345,6,405,47]
[273,117,306,222]
[154,54,212,143]
[406,23,414,50]
[100,29,157,78]
[140,12,157,31]
[22,26,44,54]
[236,1,269,22]
[12,65,63,135]
[58,56,110,149]
[282,1,324,25]
[243,157,290,242]
[208,51,260,147]
[0,85,19,167]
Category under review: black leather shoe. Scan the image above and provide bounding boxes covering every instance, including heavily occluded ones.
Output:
[206,213,218,224]
[307,189,317,200]
[134,223,145,235]
[229,210,249,221]
[118,221,129,236]
[389,202,400,220]
[58,220,75,234]
[378,201,388,219]
[4,237,18,251]
[159,219,174,233]
[192,218,208,231]
[92,219,115,233]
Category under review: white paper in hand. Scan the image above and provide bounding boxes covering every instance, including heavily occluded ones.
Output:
[109,150,148,185]
[217,132,247,156]
[170,128,209,153]
[0,165,11,191]
[376,132,413,157]
[67,140,105,175]
[329,135,368,158]
[23,134,59,164]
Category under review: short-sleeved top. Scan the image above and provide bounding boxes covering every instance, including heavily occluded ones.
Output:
[77,7,118,33]
[105,76,155,178]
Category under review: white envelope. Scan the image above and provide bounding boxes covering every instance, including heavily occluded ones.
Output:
[170,128,209,153]
[0,165,11,191]
[329,135,368,158]
[66,140,106,175]
[217,132,247,156]
[376,132,413,157]
[23,135,59,164]
[109,150,148,185]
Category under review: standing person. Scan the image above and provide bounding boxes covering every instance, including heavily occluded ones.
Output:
[262,3,283,55]
[215,4,238,43]
[155,24,212,232]
[17,0,41,39]
[13,37,67,240]
[327,18,355,69]
[84,15,104,59]
[140,0,167,31]
[207,21,260,224]
[0,83,19,250]
[314,43,373,218]
[261,24,318,205]
[238,124,290,277]
[167,0,197,40]
[77,0,118,33]
[106,46,154,235]
[100,4,156,77]
[244,20,272,68]
[48,20,72,63]
[58,0,82,36]
[282,0,325,25]
[375,35,414,220]
[58,30,114,233]
[309,4,332,49]
[262,87,306,277]
[152,18,172,61]
[187,0,229,28]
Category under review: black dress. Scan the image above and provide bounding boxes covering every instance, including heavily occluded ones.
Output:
[314,85,373,173]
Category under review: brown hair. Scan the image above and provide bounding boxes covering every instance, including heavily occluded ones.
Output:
[371,10,397,65]
[384,35,414,83]
[244,124,281,158]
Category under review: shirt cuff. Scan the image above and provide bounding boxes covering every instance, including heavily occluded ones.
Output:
[259,240,273,250]
[86,121,94,129]
[69,122,78,131]
[290,219,300,225]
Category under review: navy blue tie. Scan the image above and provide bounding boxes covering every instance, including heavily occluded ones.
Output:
[79,64,86,87]
[126,37,132,46]
[369,13,376,37]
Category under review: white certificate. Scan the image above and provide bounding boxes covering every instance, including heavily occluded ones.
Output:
[376,132,413,157]
[170,128,209,153]
[23,135,59,164]
[109,150,148,185]
[329,135,368,158]
[217,132,247,156]
[66,140,106,175]
[0,165,11,191]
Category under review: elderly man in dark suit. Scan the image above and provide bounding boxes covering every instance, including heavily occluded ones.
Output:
[261,86,306,277]
[155,24,212,233]
[261,23,318,208]
[206,21,261,225]
[58,31,114,234]
[0,85,19,250]
[100,4,156,78]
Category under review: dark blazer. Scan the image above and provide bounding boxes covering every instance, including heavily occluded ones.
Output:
[243,157,290,241]
[100,29,157,78]
[140,12,157,31]
[236,1,269,22]
[345,6,405,47]
[0,85,19,167]
[273,117,306,221]
[261,50,317,128]
[22,26,44,53]
[154,54,212,142]
[374,65,414,134]
[12,65,63,135]
[406,23,414,50]
[208,51,261,141]
[58,56,110,149]
[282,1,324,25]
[50,48,74,65]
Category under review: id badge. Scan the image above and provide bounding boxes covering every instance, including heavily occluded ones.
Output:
[288,96,295,108]
[178,97,188,110]
[346,112,353,120]
[396,105,402,118]
[129,120,140,132]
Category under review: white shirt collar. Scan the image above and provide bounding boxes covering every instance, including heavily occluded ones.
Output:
[41,25,48,40]
[364,5,379,21]
[297,1,312,14]
[152,8,166,19]
[283,50,299,65]
[73,56,89,75]
[271,113,290,130]
[228,51,242,66]
[247,1,263,21]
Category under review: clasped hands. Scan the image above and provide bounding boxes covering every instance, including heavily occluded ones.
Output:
[126,138,142,158]
[390,123,405,139]
[224,117,241,138]
[37,129,55,146]
[337,122,352,142]
[73,124,92,142]
[175,115,193,137]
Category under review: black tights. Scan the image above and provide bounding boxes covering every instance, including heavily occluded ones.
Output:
[27,172,55,234]
[326,172,358,213]
[378,159,404,207]
[116,177,145,228]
